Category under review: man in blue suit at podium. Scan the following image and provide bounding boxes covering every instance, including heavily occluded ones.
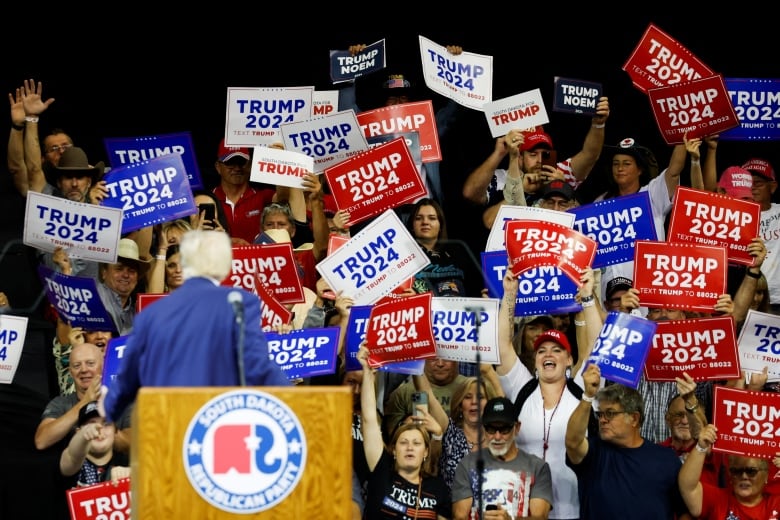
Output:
[101,229,290,424]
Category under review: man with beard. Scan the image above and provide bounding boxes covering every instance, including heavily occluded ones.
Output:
[451,397,553,520]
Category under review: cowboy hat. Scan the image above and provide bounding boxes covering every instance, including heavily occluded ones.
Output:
[53,147,105,180]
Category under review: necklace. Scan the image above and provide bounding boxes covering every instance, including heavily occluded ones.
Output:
[542,383,566,460]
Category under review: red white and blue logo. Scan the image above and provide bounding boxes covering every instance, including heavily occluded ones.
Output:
[182,389,306,514]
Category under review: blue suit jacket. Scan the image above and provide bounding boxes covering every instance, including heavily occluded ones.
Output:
[104,277,289,423]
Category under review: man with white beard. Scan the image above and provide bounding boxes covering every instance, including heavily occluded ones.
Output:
[451,397,553,520]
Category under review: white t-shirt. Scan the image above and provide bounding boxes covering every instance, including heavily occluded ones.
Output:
[759,202,780,304]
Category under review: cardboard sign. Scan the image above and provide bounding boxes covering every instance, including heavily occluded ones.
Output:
[312,90,339,117]
[643,316,741,382]
[280,109,369,172]
[667,186,761,266]
[323,137,425,226]
[552,77,602,116]
[0,314,28,384]
[481,251,582,315]
[483,89,549,138]
[622,23,714,94]
[265,327,340,379]
[431,297,500,365]
[633,240,727,312]
[255,281,292,332]
[327,234,349,256]
[486,205,574,252]
[356,100,441,163]
[225,86,314,147]
[712,386,780,458]
[721,77,780,141]
[570,192,657,268]
[38,265,116,332]
[737,309,780,382]
[316,210,430,306]
[506,220,597,286]
[24,192,123,263]
[329,39,386,84]
[223,244,305,305]
[102,335,128,386]
[100,154,197,234]
[66,478,131,520]
[249,146,314,187]
[136,293,167,313]
[648,74,740,144]
[419,35,493,111]
[104,131,203,189]
[587,311,657,388]
[365,292,436,367]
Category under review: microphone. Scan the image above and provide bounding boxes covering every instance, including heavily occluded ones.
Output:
[228,290,244,323]
[464,305,485,326]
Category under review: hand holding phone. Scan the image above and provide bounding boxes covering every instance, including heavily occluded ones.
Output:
[411,391,429,417]
[198,203,217,228]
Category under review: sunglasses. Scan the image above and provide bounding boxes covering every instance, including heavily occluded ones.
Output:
[593,410,629,422]
[484,424,514,435]
[729,466,763,478]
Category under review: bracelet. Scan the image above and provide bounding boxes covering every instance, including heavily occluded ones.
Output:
[11,123,24,131]
[24,116,39,123]
[581,299,596,308]
[746,269,762,279]
[431,433,443,441]
[581,394,595,403]
[685,402,699,413]
[155,255,166,260]
[574,319,586,327]
[695,443,708,453]
[592,123,605,129]
[690,159,700,166]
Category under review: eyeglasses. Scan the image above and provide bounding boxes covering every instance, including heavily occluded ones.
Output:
[729,466,763,478]
[484,424,514,435]
[593,410,629,422]
[667,411,687,421]
[46,143,73,154]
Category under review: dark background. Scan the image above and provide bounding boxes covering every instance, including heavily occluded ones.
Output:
[1,13,778,518]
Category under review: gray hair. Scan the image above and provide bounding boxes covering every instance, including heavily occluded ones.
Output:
[180,230,232,281]
[597,383,645,426]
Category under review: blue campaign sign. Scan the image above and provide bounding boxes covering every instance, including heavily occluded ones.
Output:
[102,335,128,384]
[103,132,203,189]
[101,154,197,233]
[37,265,116,332]
[266,327,340,380]
[552,77,603,116]
[344,304,424,375]
[721,78,780,141]
[569,192,657,268]
[329,39,386,84]
[587,311,657,388]
[481,251,582,315]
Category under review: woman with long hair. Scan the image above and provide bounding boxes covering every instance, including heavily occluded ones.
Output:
[357,345,451,519]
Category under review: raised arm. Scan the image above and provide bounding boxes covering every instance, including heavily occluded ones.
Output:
[573,267,603,376]
[357,344,384,471]
[303,173,330,262]
[462,137,507,205]
[568,96,610,183]
[8,86,28,195]
[565,363,600,464]
[664,143,688,198]
[678,423,716,517]
[684,134,704,191]
[701,135,718,192]
[732,237,767,326]
[21,79,53,194]
[496,267,520,376]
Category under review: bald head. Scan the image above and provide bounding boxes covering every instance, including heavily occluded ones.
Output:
[69,343,104,393]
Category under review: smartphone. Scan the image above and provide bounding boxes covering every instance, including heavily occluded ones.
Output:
[198,203,216,223]
[485,504,498,511]
[542,149,558,168]
[411,391,429,417]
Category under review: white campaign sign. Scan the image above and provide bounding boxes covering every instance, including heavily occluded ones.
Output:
[0,314,29,384]
[249,146,314,188]
[431,297,500,365]
[737,309,780,382]
[316,210,430,305]
[483,89,550,138]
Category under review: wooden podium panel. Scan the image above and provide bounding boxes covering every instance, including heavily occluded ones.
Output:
[132,386,352,519]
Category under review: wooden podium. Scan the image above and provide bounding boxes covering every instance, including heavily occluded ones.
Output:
[131,386,352,519]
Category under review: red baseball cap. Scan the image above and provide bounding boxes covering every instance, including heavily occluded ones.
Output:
[533,329,572,353]
[741,158,776,182]
[520,129,553,152]
[217,138,250,162]
[718,166,753,199]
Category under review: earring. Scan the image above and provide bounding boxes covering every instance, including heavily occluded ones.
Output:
[534,369,539,379]
[565,366,572,379]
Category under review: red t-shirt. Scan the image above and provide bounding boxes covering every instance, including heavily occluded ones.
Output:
[700,483,780,519]
[213,185,275,244]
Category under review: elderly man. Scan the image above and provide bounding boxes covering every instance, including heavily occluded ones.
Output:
[565,364,689,519]
[452,396,553,520]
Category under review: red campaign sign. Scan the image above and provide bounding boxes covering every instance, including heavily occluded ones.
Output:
[136,292,167,313]
[633,240,727,312]
[255,279,292,331]
[324,137,426,226]
[356,100,441,163]
[67,477,131,519]
[648,75,740,144]
[222,244,304,305]
[365,292,436,368]
[667,186,761,266]
[622,23,714,94]
[505,220,596,286]
[643,316,741,382]
[712,386,780,458]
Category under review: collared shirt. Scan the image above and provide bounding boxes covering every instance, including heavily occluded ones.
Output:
[96,282,134,336]
[212,184,275,244]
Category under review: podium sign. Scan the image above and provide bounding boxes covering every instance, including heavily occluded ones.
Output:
[132,386,352,519]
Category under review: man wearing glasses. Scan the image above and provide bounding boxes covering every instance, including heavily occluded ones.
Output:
[565,364,689,519]
[452,396,553,520]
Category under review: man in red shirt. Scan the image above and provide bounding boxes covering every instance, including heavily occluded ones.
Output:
[212,139,275,244]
